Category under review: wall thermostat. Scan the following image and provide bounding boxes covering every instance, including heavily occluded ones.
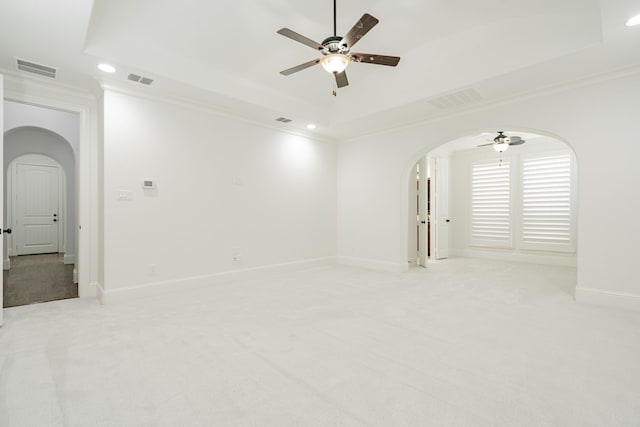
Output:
[142,180,156,189]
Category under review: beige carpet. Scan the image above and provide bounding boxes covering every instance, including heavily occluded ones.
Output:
[1,258,639,426]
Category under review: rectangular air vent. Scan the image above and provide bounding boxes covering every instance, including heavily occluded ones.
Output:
[276,117,292,123]
[128,73,154,86]
[16,58,56,79]
[428,88,483,110]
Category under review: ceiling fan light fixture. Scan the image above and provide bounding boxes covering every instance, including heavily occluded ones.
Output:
[493,142,509,152]
[320,54,350,74]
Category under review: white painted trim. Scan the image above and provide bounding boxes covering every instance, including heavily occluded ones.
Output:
[449,249,576,267]
[3,258,9,270]
[63,253,75,264]
[101,257,336,304]
[337,256,409,273]
[59,168,65,253]
[79,282,97,299]
[95,282,105,304]
[3,73,99,300]
[344,65,640,143]
[575,287,640,312]
[97,80,339,145]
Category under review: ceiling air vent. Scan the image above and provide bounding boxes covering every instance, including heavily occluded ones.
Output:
[128,73,154,86]
[275,117,292,123]
[428,88,483,110]
[16,58,57,79]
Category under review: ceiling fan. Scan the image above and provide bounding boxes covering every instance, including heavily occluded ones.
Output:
[276,0,400,91]
[478,131,526,152]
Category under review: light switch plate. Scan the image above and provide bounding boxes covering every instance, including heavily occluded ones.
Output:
[117,190,133,201]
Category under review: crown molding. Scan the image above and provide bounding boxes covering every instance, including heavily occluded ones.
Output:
[342,63,640,143]
[96,78,340,145]
[1,68,94,102]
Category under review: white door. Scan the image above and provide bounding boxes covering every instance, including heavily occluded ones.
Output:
[1,75,4,326]
[417,157,428,267]
[434,157,450,260]
[16,163,60,255]
[408,163,418,264]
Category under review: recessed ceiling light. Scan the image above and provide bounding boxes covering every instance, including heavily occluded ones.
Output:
[98,63,116,73]
[306,124,316,130]
[626,14,640,26]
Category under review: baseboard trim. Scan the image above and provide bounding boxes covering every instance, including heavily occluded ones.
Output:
[101,257,336,304]
[63,254,76,264]
[575,287,640,312]
[3,258,9,270]
[96,282,106,304]
[449,249,576,267]
[79,281,98,299]
[337,256,408,273]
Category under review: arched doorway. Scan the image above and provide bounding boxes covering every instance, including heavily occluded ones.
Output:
[3,126,78,306]
[406,129,579,271]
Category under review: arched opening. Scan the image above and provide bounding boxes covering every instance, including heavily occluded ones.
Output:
[3,126,78,306]
[405,129,579,276]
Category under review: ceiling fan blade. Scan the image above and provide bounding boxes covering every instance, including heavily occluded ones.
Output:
[280,58,320,76]
[340,13,379,49]
[334,70,349,88]
[351,53,400,67]
[509,138,526,146]
[477,142,494,147]
[277,28,324,51]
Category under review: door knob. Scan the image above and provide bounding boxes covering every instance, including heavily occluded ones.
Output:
[1,228,11,234]
[53,214,58,217]
[420,220,426,224]
[53,218,58,222]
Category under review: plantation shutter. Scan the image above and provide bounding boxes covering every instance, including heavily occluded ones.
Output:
[470,161,511,247]
[521,152,573,251]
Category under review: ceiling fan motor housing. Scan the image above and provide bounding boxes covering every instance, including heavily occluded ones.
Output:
[321,36,349,55]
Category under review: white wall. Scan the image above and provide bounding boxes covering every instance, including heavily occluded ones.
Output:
[448,137,577,266]
[4,100,79,154]
[337,71,640,309]
[102,90,337,294]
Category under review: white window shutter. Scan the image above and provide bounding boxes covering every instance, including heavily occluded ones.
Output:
[470,161,512,247]
[521,152,574,251]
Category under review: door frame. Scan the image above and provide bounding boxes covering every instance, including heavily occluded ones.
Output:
[3,75,98,302]
[7,154,67,258]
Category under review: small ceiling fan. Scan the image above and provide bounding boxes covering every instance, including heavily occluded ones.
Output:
[478,131,526,152]
[277,0,400,90]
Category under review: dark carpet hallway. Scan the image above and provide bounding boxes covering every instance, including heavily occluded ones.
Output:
[3,254,76,307]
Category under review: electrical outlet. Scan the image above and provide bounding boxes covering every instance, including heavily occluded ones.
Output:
[149,264,157,275]
[232,254,241,264]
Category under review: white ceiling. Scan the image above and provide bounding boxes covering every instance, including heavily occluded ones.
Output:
[1,0,640,141]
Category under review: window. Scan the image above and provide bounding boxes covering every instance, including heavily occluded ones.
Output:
[470,161,512,247]
[468,148,576,254]
[521,152,575,252]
